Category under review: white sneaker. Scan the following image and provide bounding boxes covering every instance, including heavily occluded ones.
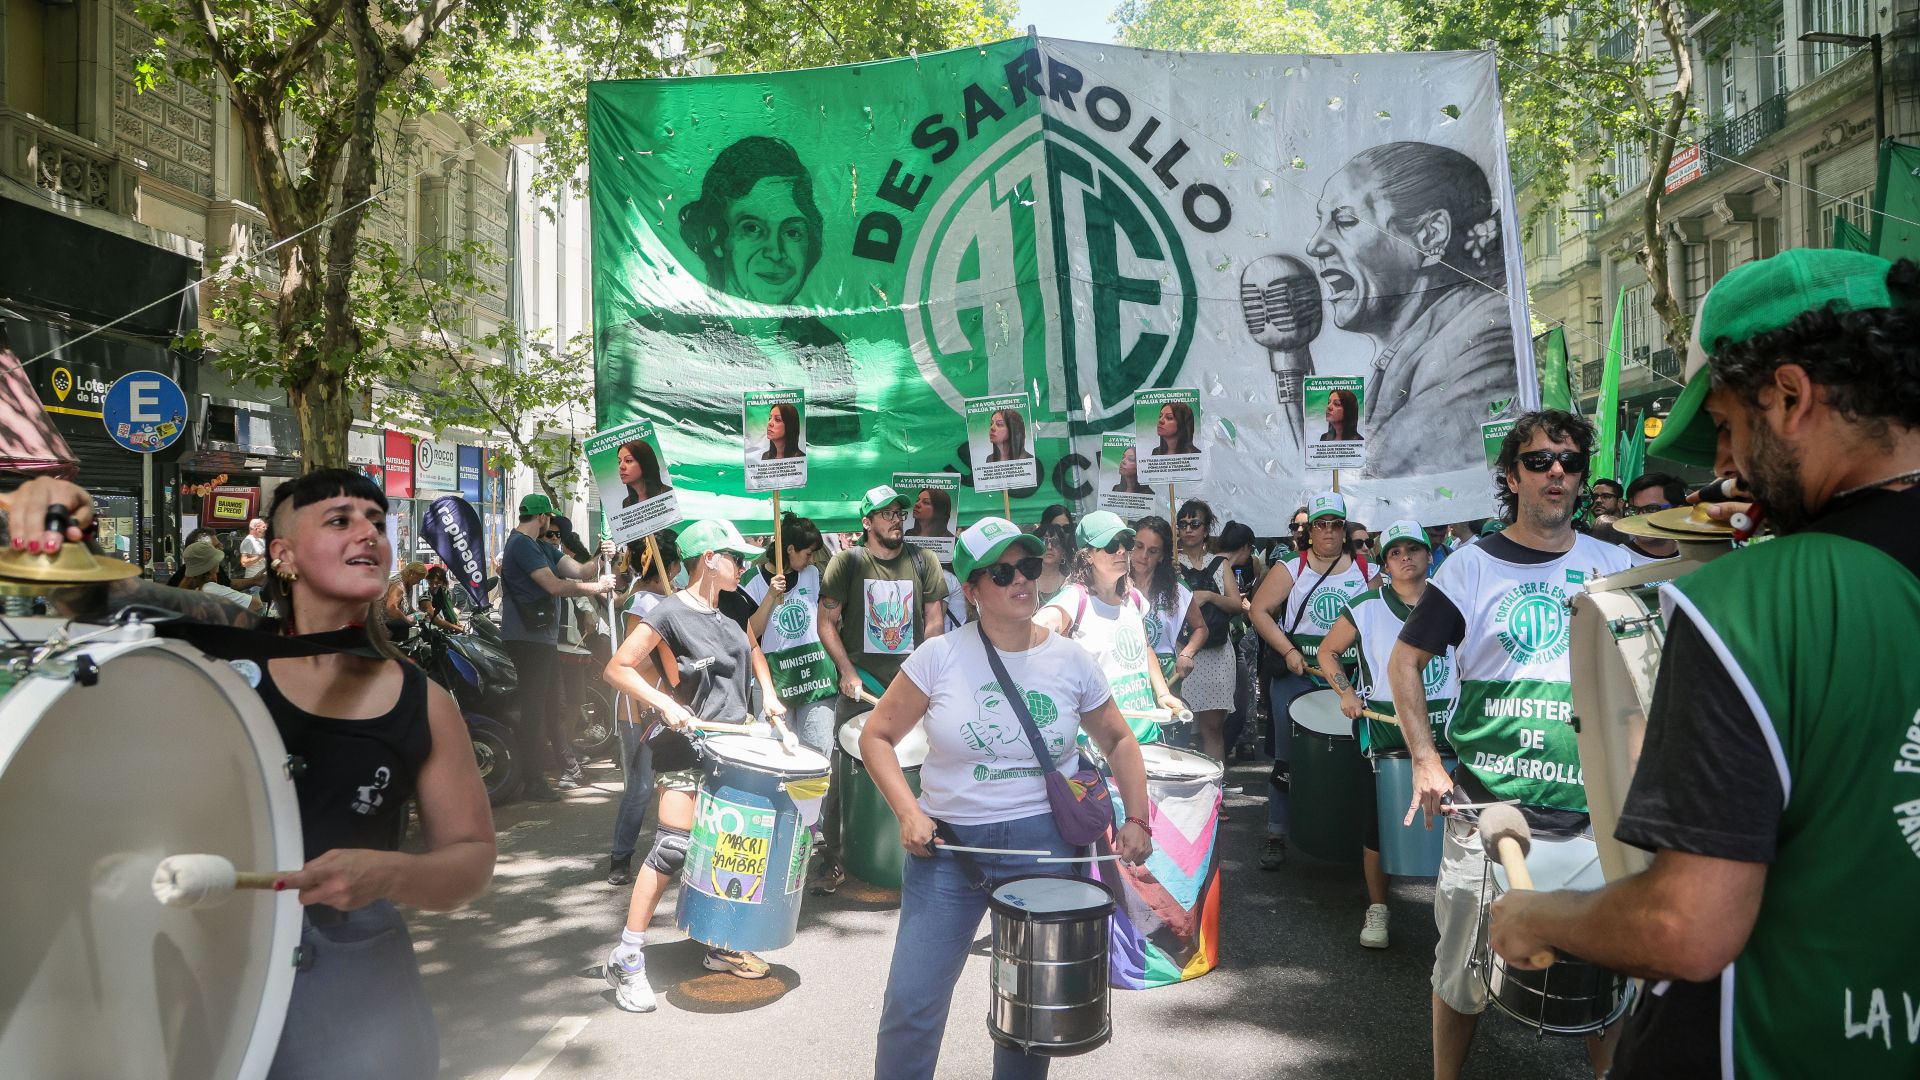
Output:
[606,949,657,1012]
[1360,903,1390,949]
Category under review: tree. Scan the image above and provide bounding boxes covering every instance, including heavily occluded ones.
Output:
[129,0,1017,471]
[1115,0,1401,55]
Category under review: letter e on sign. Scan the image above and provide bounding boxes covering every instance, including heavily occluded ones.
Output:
[101,370,188,454]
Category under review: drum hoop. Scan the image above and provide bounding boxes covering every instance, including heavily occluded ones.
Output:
[1469,853,1631,1036]
[701,735,831,779]
[987,874,1116,922]
[1288,689,1357,739]
[1139,745,1225,784]
[0,636,304,1080]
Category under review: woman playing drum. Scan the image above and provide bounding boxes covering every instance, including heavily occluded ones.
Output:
[598,520,790,1011]
[1033,511,1185,745]
[1315,520,1457,951]
[860,517,1152,1080]
[5,471,496,1080]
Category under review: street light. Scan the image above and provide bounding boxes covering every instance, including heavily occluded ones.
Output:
[1800,30,1884,148]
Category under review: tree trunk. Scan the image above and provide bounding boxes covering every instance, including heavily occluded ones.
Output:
[1638,0,1695,357]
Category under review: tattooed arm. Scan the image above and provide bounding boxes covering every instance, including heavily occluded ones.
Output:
[53,577,266,629]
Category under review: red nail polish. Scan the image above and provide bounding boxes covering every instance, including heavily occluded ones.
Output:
[273,880,287,891]
[27,541,39,553]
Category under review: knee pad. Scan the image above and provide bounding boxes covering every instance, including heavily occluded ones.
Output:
[643,825,689,876]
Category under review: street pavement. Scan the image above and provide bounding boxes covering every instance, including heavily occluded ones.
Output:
[413,759,1593,1079]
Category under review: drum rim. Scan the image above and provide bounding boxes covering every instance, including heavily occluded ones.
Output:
[699,734,831,777]
[1288,689,1357,739]
[0,634,304,1080]
[987,873,1116,921]
[1138,743,1225,783]
[837,716,930,768]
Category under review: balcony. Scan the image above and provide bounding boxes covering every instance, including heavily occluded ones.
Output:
[1651,347,1681,381]
[1703,94,1786,163]
[1580,359,1606,394]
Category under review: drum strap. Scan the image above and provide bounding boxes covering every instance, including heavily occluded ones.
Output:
[154,620,386,661]
[931,819,991,890]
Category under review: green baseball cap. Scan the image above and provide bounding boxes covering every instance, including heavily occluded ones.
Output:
[859,484,911,519]
[518,492,557,516]
[677,519,764,562]
[1651,249,1895,466]
[1307,490,1348,522]
[1378,518,1430,554]
[953,516,1044,582]
[1076,510,1135,549]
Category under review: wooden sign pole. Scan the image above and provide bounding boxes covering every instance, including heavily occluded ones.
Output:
[772,490,785,577]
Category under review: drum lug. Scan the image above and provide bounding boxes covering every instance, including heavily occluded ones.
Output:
[71,654,98,687]
[284,755,308,780]
[1607,615,1655,640]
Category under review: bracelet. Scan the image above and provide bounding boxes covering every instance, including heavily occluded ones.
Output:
[1285,646,1300,658]
[1124,815,1149,831]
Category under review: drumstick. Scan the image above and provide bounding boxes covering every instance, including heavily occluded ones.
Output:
[1035,853,1124,864]
[1121,708,1196,725]
[151,854,292,908]
[1479,805,1556,967]
[856,689,882,707]
[691,719,765,735]
[1360,708,1399,725]
[936,844,1051,856]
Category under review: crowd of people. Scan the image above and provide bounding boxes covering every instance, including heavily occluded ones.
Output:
[1,248,1914,1078]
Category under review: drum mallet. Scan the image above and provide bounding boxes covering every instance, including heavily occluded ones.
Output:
[1478,804,1556,967]
[151,854,292,908]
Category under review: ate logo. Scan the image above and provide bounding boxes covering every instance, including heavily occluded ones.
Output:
[1496,583,1571,664]
[905,116,1198,435]
[1113,623,1148,668]
[1422,654,1450,697]
[1310,590,1348,628]
[773,597,810,637]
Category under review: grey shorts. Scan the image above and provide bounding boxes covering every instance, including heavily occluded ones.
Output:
[1431,815,1491,1015]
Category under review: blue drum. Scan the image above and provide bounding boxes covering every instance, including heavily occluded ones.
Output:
[1372,750,1458,876]
[677,735,832,953]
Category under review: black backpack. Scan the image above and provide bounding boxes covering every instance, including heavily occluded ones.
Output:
[1177,556,1233,649]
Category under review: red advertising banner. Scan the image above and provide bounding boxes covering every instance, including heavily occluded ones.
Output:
[383,430,415,499]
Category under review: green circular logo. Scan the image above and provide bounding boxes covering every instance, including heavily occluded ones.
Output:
[1496,584,1570,664]
[1311,591,1347,627]
[773,599,810,638]
[1114,624,1148,667]
[1422,654,1450,697]
[973,764,989,781]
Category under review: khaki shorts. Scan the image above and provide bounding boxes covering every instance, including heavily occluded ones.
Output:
[656,767,701,793]
[1431,815,1491,1015]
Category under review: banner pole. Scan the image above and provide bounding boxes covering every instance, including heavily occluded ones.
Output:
[1332,469,1341,495]
[1168,484,1176,523]
[647,534,673,594]
[1002,490,1011,520]
[773,490,785,577]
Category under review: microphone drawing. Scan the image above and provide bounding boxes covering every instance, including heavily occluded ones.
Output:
[1240,254,1323,455]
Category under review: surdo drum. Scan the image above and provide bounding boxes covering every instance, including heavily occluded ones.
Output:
[677,734,831,953]
[0,620,303,1080]
[1469,831,1631,1035]
[1287,689,1368,863]
[835,712,929,890]
[988,875,1117,1057]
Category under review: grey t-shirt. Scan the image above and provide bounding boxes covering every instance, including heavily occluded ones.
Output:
[500,531,561,643]
[643,593,757,722]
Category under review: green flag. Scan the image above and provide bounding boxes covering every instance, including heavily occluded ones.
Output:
[1871,139,1920,263]
[1593,290,1625,483]
[1831,215,1872,252]
[1618,409,1647,487]
[1536,327,1575,412]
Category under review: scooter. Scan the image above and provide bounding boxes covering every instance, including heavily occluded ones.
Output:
[402,623,524,805]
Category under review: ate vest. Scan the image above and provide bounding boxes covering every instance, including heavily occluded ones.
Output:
[1430,535,1630,812]
[1664,533,1920,1077]
[1346,587,1457,755]
[1050,584,1161,745]
[1282,553,1371,688]
[744,565,836,704]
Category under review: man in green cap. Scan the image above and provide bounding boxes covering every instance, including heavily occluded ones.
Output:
[812,483,949,891]
[1487,250,1920,1078]
[500,490,615,802]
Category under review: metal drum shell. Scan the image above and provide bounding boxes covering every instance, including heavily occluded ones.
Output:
[1470,832,1631,1036]
[676,735,830,954]
[987,875,1115,1058]
[1371,751,1457,877]
[0,630,303,1080]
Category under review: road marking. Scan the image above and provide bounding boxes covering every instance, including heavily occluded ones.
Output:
[498,1015,589,1080]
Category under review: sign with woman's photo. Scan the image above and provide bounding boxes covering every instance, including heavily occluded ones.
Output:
[893,471,958,562]
[965,392,1037,493]
[1134,388,1204,486]
[1303,375,1366,472]
[587,419,681,545]
[743,388,808,492]
[1098,432,1154,517]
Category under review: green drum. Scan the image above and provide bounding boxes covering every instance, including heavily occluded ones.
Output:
[836,713,929,890]
[1287,689,1368,864]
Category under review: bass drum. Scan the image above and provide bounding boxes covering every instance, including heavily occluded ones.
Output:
[1569,583,1664,883]
[0,621,303,1080]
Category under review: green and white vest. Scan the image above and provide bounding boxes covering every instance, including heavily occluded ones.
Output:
[744,564,836,704]
[1431,535,1630,811]
[1347,587,1457,755]
[1665,532,1920,1077]
[1281,553,1371,688]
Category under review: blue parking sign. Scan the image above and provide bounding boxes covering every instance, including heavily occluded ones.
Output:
[101,371,188,454]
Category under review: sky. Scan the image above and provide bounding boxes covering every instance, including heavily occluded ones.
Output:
[1013,0,1121,44]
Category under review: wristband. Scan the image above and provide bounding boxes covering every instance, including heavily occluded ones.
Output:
[1285,646,1300,658]
[1124,815,1149,831]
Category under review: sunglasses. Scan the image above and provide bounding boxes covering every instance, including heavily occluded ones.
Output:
[542,530,560,538]
[1177,517,1206,529]
[1098,537,1135,554]
[1517,450,1589,474]
[973,556,1045,587]
[1626,502,1673,516]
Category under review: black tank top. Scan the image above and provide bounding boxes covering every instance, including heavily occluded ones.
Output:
[257,659,434,861]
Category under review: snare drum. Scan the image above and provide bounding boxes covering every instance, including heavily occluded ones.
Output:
[1469,832,1631,1036]
[836,714,929,889]
[1287,690,1367,863]
[988,875,1116,1057]
[1570,582,1664,882]
[1097,744,1223,988]
[678,734,831,953]
[0,624,303,1080]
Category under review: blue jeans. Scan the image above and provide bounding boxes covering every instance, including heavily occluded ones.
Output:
[609,715,654,862]
[874,812,1076,1080]
[1268,673,1316,836]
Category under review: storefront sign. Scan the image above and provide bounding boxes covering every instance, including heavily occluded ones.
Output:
[457,444,484,503]
[383,430,415,499]
[415,436,459,490]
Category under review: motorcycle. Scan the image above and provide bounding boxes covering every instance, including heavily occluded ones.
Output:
[401,622,524,805]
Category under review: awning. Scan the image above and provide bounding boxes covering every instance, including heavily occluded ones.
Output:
[0,323,79,480]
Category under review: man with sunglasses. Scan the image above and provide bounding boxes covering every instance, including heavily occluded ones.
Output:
[1486,251,1920,1079]
[1387,410,1631,1080]
[1592,472,1686,564]
[813,484,949,892]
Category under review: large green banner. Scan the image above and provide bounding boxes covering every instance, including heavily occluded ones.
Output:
[590,39,1534,533]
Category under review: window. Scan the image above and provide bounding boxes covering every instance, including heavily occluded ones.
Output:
[1817,189,1873,242]
[1762,17,1787,99]
[1715,52,1737,118]
[1805,0,1870,77]
[6,0,82,133]
[1612,138,1647,192]
[1620,283,1652,366]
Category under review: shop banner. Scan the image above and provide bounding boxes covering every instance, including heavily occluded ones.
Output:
[590,40,1532,532]
[422,495,490,606]
[383,430,414,499]
[457,444,484,503]
[415,436,459,491]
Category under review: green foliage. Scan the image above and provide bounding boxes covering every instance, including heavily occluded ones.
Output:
[1115,0,1402,55]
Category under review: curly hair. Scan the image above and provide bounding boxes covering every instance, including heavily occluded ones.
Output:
[1492,409,1595,524]
[1707,258,1920,446]
[679,136,823,290]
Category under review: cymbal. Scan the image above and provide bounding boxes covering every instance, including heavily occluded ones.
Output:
[1616,505,1734,537]
[1610,514,1696,541]
[0,543,142,587]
